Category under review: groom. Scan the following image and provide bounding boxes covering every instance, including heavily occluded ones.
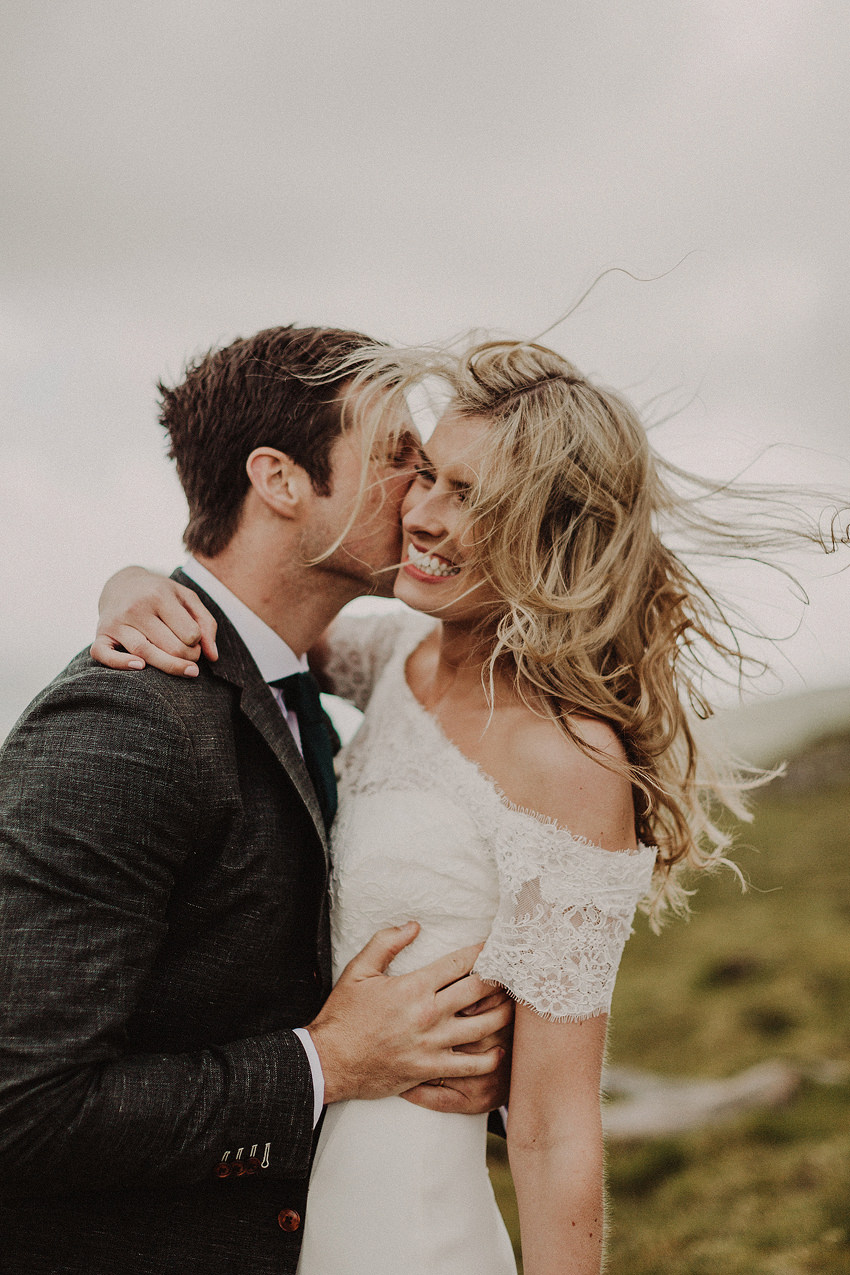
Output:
[0,326,510,1274]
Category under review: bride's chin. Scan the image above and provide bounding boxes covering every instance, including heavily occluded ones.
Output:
[393,573,446,614]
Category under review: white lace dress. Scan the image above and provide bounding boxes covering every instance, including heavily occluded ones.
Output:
[296,613,656,1275]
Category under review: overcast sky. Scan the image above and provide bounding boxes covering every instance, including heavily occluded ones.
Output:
[2,0,848,739]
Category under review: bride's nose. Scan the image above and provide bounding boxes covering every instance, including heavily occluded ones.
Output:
[401,485,446,541]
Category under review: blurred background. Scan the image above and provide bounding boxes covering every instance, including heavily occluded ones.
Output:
[2,3,849,1270]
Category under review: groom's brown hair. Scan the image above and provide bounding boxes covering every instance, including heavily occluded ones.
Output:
[160,324,376,557]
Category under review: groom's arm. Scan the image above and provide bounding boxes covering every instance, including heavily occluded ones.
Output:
[0,666,317,1197]
[0,665,511,1199]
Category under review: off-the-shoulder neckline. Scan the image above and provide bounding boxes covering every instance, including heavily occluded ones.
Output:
[392,623,655,860]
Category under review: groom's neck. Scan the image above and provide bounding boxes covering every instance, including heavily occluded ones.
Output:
[194,534,365,657]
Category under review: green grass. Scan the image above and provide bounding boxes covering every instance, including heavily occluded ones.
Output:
[487,743,850,1273]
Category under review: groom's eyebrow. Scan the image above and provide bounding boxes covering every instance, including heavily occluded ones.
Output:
[372,428,420,467]
[398,429,422,459]
[415,445,436,474]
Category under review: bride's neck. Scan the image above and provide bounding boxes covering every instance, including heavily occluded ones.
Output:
[428,617,503,701]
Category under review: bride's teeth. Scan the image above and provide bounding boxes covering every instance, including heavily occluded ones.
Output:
[407,545,459,577]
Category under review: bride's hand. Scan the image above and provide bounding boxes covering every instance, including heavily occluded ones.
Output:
[91,566,218,677]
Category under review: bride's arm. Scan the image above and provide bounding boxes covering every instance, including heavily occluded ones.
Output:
[508,1009,606,1275]
[475,713,655,1274]
[91,566,339,680]
[90,567,406,706]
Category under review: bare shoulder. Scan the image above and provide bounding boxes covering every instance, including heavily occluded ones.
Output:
[492,705,637,851]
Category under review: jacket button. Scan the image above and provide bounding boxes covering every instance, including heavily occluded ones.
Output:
[277,1208,301,1232]
[246,1156,262,1173]
[213,1163,231,1179]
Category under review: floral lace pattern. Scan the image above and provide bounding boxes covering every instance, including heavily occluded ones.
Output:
[323,611,419,711]
[475,825,655,1020]
[325,613,656,1020]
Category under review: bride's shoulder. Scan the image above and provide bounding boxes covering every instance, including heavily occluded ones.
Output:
[497,705,636,851]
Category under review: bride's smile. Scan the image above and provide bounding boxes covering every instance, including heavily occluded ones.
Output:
[403,543,460,578]
[395,413,501,623]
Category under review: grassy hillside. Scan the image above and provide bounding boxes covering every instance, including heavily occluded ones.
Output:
[488,732,850,1273]
[707,685,850,768]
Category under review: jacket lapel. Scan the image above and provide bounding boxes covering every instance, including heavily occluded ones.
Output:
[172,570,330,862]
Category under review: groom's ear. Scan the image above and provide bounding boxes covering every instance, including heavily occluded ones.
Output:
[245,447,312,520]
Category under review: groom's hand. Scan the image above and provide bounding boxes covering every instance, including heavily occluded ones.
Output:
[306,923,513,1105]
[401,990,513,1114]
[402,1039,512,1115]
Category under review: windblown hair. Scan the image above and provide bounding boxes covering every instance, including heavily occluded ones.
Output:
[344,337,847,922]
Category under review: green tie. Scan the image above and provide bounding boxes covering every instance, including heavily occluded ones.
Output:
[272,672,338,830]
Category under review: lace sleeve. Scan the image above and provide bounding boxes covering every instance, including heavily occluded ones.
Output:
[321,611,424,711]
[474,817,657,1022]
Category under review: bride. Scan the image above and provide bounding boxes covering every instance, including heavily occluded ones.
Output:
[91,337,829,1273]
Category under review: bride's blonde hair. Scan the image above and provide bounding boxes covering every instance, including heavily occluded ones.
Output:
[338,337,847,922]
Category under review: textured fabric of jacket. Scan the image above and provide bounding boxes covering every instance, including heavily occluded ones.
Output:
[0,573,333,1274]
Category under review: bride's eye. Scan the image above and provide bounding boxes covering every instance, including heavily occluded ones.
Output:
[446,479,472,504]
[413,463,436,485]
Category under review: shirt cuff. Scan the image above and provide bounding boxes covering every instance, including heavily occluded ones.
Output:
[292,1027,325,1127]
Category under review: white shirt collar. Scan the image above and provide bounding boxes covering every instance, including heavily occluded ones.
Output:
[182,557,308,684]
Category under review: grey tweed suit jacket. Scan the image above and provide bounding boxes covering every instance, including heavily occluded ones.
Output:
[0,572,333,1274]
